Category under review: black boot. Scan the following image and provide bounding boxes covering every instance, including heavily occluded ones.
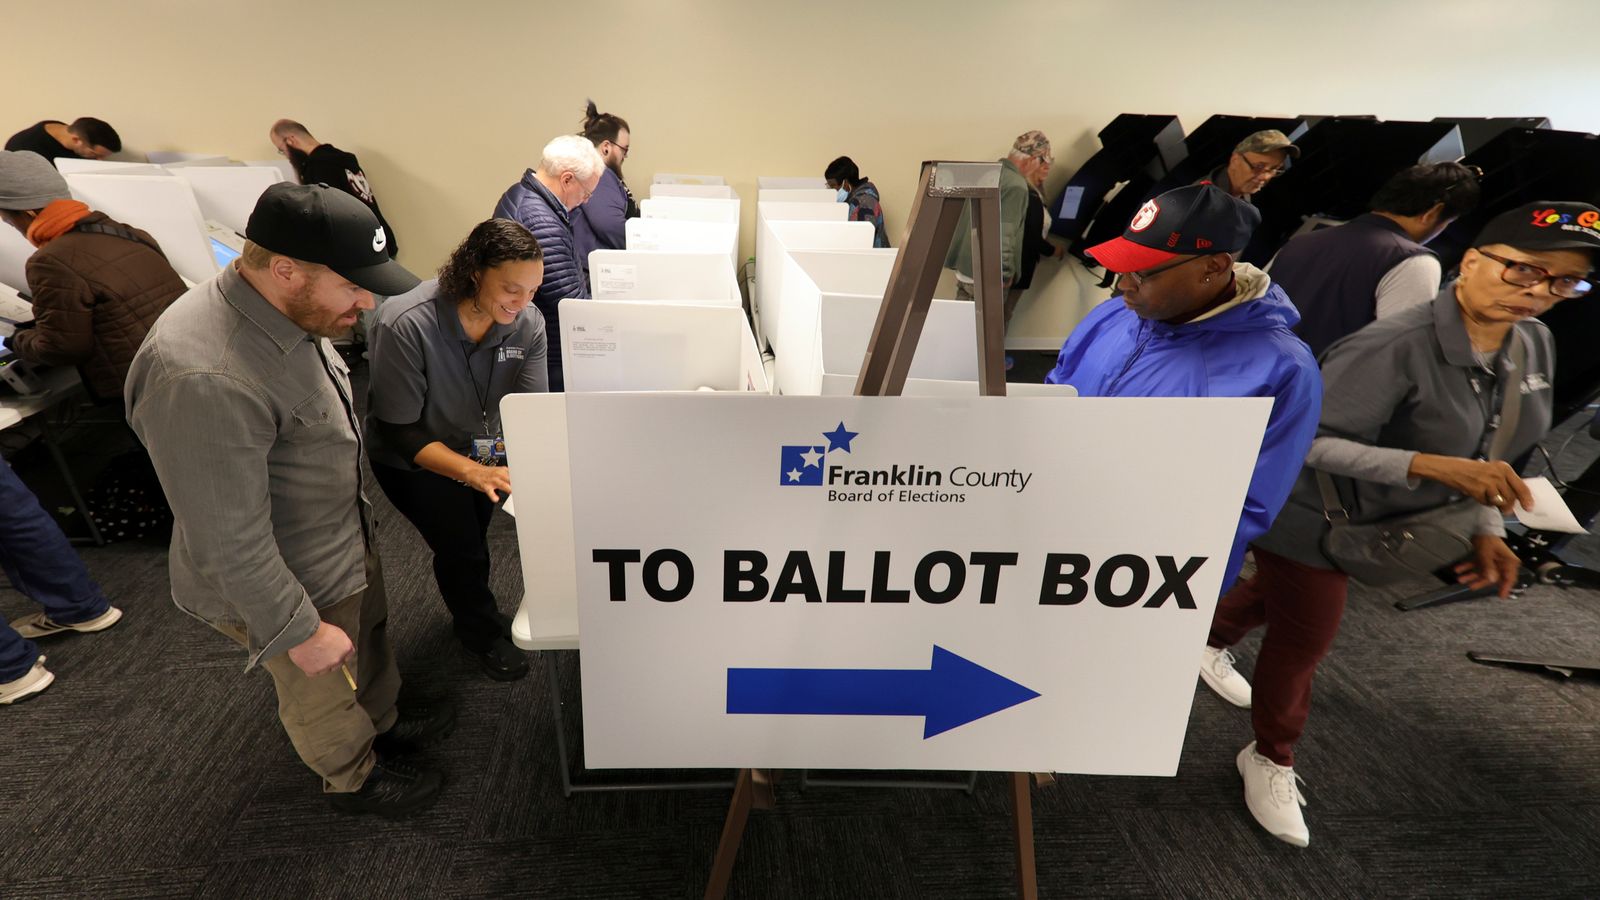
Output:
[467,636,529,681]
[327,757,444,818]
[372,700,457,758]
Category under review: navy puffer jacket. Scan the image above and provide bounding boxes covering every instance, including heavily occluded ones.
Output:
[492,170,587,391]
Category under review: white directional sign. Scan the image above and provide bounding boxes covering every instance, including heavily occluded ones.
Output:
[562,394,1269,775]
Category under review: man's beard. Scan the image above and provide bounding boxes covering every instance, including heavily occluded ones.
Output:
[284,278,359,338]
[607,157,624,178]
[286,145,311,183]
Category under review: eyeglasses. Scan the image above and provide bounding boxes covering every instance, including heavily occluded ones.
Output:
[1237,154,1287,177]
[609,140,630,159]
[1124,255,1204,286]
[1476,249,1593,298]
[570,177,593,205]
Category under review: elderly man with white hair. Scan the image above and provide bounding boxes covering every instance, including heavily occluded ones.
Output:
[491,134,605,391]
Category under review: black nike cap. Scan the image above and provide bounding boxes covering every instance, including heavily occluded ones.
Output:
[245,182,418,296]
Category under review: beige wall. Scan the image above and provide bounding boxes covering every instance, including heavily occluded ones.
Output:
[9,0,1600,347]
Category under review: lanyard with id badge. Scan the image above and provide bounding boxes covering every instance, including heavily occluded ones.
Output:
[461,343,506,466]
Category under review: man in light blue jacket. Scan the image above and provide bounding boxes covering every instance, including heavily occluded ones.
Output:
[1046,183,1322,591]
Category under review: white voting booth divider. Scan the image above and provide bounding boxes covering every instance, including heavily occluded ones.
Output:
[639,196,740,225]
[146,151,230,166]
[246,159,300,184]
[63,173,216,284]
[653,173,726,186]
[755,210,867,355]
[650,183,738,201]
[53,158,167,176]
[559,299,768,393]
[757,176,827,190]
[589,250,740,306]
[625,217,739,273]
[168,165,285,236]
[756,188,838,204]
[0,226,34,294]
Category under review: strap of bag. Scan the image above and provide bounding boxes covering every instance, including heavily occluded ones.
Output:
[1316,330,1529,526]
[1485,332,1528,463]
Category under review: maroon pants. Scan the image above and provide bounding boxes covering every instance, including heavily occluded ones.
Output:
[1208,547,1349,767]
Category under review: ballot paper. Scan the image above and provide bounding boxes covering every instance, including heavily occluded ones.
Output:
[501,495,515,517]
[1514,476,1587,534]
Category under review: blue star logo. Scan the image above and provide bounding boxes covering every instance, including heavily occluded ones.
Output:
[822,422,859,453]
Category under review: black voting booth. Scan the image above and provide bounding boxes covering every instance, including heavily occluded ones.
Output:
[1069,115,1305,268]
[1242,117,1464,265]
[1046,115,1186,255]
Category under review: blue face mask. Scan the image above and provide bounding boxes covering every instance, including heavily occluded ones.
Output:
[836,188,849,202]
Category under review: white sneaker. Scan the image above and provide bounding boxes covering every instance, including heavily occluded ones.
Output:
[0,656,54,705]
[14,606,122,639]
[1200,645,1252,708]
[1236,742,1309,847]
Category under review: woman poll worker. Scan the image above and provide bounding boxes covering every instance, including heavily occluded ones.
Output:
[1200,202,1600,848]
[365,219,547,681]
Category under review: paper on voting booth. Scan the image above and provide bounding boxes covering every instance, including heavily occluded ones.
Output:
[509,393,1273,774]
[594,263,637,294]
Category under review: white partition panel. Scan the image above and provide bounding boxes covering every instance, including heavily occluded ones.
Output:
[64,173,217,284]
[162,156,234,169]
[624,218,739,272]
[54,158,167,176]
[638,196,740,225]
[649,183,737,201]
[652,172,726,186]
[819,375,1078,396]
[774,249,897,395]
[814,292,981,394]
[246,159,300,184]
[169,165,285,235]
[502,392,579,649]
[588,250,740,306]
[754,213,868,355]
[0,225,34,294]
[147,151,230,165]
[560,299,768,393]
[758,176,827,190]
[756,188,838,203]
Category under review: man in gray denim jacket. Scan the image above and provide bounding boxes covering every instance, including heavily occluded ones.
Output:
[127,184,451,817]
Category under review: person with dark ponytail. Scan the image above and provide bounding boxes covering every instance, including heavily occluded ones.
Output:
[365,218,548,681]
[825,156,889,248]
[571,100,637,279]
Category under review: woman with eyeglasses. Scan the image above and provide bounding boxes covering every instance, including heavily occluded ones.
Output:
[1200,202,1600,849]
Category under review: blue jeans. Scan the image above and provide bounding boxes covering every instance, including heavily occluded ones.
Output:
[0,459,110,682]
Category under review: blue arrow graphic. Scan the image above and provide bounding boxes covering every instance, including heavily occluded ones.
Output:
[726,645,1042,738]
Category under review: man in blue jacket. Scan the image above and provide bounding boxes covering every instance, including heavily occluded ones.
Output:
[492,135,605,392]
[1046,183,1321,594]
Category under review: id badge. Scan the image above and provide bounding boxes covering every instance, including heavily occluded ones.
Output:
[471,434,507,465]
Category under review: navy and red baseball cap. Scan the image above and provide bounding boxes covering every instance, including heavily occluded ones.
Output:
[1087,184,1262,273]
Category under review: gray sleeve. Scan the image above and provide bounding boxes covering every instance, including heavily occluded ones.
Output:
[1374,255,1442,319]
[129,372,320,667]
[1306,436,1419,488]
[1475,503,1507,538]
[367,313,429,426]
[512,312,550,394]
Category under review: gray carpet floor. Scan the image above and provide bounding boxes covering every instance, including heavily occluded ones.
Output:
[3,357,1599,899]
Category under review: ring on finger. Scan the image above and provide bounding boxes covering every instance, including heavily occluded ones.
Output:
[1493,493,1505,504]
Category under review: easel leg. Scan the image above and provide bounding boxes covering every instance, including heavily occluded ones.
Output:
[1010,772,1038,900]
[705,768,757,900]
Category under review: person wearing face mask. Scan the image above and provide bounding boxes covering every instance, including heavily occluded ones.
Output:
[269,120,399,259]
[1199,202,1600,849]
[946,130,1050,303]
[365,219,548,681]
[824,156,889,248]
[491,134,605,392]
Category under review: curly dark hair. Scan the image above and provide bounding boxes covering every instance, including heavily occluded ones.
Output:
[436,219,543,304]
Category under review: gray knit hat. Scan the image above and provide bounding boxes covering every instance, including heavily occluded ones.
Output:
[0,150,72,211]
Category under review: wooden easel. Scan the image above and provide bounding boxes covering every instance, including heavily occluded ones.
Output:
[705,162,1038,900]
